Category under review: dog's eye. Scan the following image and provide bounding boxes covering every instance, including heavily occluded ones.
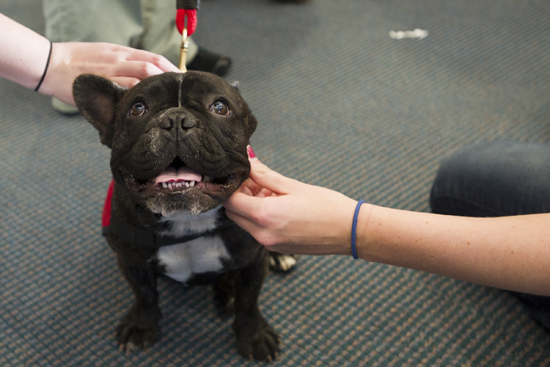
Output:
[129,102,147,117]
[210,100,229,116]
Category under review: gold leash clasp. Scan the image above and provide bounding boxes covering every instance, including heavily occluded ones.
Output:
[179,28,189,72]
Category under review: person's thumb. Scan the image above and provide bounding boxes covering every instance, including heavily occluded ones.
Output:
[246,146,296,195]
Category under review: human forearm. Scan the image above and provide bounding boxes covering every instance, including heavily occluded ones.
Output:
[0,14,51,90]
[357,206,550,296]
[225,151,550,296]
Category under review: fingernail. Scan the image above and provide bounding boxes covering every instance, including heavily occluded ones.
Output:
[247,145,256,158]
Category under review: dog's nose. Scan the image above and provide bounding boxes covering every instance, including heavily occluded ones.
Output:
[161,113,197,130]
[181,117,197,130]
[159,119,173,130]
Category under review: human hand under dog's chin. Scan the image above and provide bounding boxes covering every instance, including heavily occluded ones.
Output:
[231,148,278,199]
[39,42,180,106]
[223,146,359,256]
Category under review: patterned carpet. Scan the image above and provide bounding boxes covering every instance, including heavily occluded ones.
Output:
[2,0,550,366]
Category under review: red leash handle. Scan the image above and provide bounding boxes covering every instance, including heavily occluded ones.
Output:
[176,9,197,36]
[176,0,200,36]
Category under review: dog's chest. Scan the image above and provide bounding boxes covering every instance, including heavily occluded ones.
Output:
[157,237,230,283]
[156,207,231,283]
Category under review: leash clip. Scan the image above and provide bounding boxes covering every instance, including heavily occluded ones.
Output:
[179,28,189,72]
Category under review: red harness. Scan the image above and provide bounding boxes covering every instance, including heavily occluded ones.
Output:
[101,179,115,228]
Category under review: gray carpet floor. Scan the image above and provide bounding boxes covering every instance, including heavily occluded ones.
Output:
[2,0,550,366]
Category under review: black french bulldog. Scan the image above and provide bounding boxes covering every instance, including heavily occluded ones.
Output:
[73,71,291,362]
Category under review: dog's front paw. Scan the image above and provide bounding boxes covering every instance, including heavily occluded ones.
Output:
[116,305,161,352]
[236,324,280,362]
[269,252,299,273]
[117,322,159,352]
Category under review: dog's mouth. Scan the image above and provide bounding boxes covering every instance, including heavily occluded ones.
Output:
[125,157,244,197]
[155,157,206,190]
[154,158,236,192]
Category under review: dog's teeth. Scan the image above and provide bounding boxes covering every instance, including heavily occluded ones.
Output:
[160,180,199,190]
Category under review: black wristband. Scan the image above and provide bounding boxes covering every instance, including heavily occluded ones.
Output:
[35,40,53,92]
[177,0,200,10]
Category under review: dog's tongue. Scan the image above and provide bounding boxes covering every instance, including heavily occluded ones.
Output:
[155,166,202,184]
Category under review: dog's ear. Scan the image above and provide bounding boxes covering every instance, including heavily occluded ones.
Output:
[229,81,240,90]
[73,74,128,148]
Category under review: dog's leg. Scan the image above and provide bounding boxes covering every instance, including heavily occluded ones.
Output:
[232,249,279,362]
[115,255,162,352]
[213,272,235,316]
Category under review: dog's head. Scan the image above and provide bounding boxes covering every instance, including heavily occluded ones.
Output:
[73,71,257,216]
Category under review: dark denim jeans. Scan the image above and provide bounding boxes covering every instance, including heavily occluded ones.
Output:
[430,141,550,331]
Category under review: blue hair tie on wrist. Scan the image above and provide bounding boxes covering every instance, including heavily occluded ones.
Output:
[351,200,365,259]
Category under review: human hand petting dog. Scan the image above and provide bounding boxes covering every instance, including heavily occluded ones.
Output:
[226,147,550,297]
[0,13,179,106]
[224,146,359,256]
[40,42,180,106]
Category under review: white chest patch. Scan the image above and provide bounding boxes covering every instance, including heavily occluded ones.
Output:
[157,236,230,283]
[156,205,229,283]
[159,205,221,237]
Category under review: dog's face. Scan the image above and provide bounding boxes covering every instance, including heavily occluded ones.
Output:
[73,71,257,216]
